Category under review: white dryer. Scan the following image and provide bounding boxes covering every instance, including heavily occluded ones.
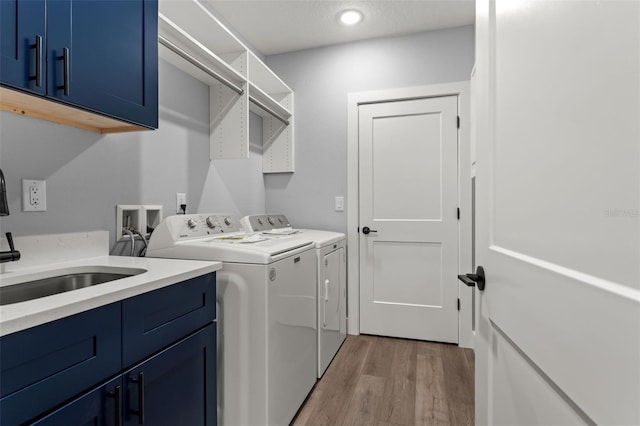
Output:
[146,214,317,426]
[241,214,347,378]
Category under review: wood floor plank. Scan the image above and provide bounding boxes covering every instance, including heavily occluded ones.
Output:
[415,340,444,358]
[362,335,395,378]
[339,374,386,426]
[464,347,475,371]
[292,384,322,426]
[415,353,450,425]
[293,336,371,425]
[447,401,474,426]
[377,338,417,426]
[293,336,474,426]
[440,344,474,406]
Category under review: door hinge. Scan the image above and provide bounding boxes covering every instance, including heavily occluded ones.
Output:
[457,207,460,220]
[457,116,460,129]
[457,298,460,311]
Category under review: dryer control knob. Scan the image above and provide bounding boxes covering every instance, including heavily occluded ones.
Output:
[187,219,197,229]
[206,216,218,229]
[224,217,232,226]
[257,218,264,226]
[268,216,275,225]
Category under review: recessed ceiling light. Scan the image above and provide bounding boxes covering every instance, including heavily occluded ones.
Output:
[338,9,363,26]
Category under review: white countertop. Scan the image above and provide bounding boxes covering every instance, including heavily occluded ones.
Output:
[0,231,221,337]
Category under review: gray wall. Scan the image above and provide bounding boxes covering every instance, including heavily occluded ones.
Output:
[0,59,265,248]
[0,26,475,247]
[264,26,475,233]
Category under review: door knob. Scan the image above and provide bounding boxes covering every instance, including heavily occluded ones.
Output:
[457,266,486,291]
[362,226,377,235]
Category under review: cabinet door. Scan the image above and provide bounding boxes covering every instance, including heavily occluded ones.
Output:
[122,273,216,368]
[0,303,121,426]
[46,0,158,128]
[0,0,46,94]
[30,377,122,426]
[123,324,217,426]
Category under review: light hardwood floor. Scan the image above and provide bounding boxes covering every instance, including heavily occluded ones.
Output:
[292,335,474,426]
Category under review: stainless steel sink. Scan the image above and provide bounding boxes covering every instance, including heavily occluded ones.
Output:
[1,267,146,305]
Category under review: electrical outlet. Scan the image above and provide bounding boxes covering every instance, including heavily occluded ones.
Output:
[22,179,47,212]
[176,192,186,214]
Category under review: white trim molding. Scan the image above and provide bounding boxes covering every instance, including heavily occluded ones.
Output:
[346,81,474,348]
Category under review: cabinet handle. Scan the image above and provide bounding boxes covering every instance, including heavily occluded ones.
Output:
[107,385,122,426]
[29,35,43,87]
[130,372,145,424]
[57,47,70,96]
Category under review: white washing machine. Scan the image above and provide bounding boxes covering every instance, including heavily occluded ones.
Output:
[241,214,347,378]
[146,214,317,426]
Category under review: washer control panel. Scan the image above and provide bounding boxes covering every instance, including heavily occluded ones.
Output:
[242,214,290,232]
[164,214,244,239]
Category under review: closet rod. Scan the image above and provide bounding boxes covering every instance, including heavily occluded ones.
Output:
[249,97,290,126]
[159,35,244,96]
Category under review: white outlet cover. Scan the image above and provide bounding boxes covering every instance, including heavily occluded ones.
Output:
[176,192,186,214]
[22,179,47,212]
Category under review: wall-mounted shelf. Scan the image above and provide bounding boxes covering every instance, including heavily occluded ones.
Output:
[158,0,294,173]
[158,14,246,92]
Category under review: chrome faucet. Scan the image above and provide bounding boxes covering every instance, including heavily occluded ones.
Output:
[0,169,21,263]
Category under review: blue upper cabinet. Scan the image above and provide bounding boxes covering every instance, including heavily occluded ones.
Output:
[47,0,158,129]
[0,0,158,131]
[0,0,46,95]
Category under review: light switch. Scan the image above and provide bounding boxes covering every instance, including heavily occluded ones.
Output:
[335,196,345,212]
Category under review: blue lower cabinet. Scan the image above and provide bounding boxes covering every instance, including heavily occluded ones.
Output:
[31,324,217,426]
[0,273,216,425]
[123,324,216,426]
[31,377,122,426]
[0,303,121,426]
[122,274,216,368]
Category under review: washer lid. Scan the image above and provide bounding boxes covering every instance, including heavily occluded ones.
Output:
[295,229,346,248]
[146,213,315,264]
[159,238,314,264]
[241,214,346,247]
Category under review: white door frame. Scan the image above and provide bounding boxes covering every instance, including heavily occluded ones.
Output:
[347,81,473,348]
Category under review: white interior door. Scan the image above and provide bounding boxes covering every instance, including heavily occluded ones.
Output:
[474,0,640,424]
[359,96,459,342]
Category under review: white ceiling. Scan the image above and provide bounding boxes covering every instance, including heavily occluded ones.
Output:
[206,0,475,56]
